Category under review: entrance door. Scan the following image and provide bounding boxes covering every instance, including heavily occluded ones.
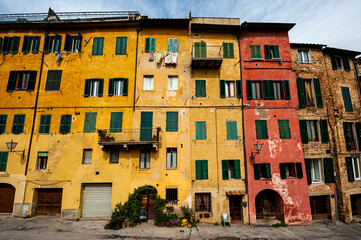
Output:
[0,183,15,213]
[255,189,284,222]
[37,188,62,215]
[140,192,156,219]
[140,112,153,141]
[229,195,242,220]
[351,194,361,215]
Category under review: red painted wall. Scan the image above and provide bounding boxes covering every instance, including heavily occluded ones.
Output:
[240,27,312,225]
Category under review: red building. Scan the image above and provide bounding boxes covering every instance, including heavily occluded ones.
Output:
[240,22,312,225]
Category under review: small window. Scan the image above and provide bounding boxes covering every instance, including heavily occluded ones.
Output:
[90,80,99,97]
[39,115,51,134]
[196,121,207,140]
[264,45,280,59]
[109,78,128,96]
[306,120,320,142]
[64,33,82,52]
[166,112,178,132]
[22,36,41,54]
[2,36,20,54]
[195,193,211,212]
[0,115,7,134]
[280,163,296,178]
[168,76,178,90]
[145,37,156,52]
[195,160,208,180]
[166,188,178,202]
[44,35,62,53]
[59,115,72,134]
[84,112,97,133]
[37,152,48,170]
[166,148,177,169]
[335,55,344,70]
[311,159,322,183]
[250,45,261,59]
[84,79,103,97]
[140,149,150,169]
[252,82,262,99]
[168,38,179,52]
[255,120,268,139]
[298,50,310,63]
[6,71,37,92]
[92,37,104,55]
[45,70,62,91]
[11,114,25,134]
[304,79,315,106]
[83,149,92,164]
[222,160,241,180]
[343,122,359,151]
[0,152,9,172]
[225,81,235,97]
[226,121,238,140]
[195,80,206,97]
[110,150,119,164]
[115,37,127,55]
[143,76,154,90]
[352,157,361,180]
[254,163,271,179]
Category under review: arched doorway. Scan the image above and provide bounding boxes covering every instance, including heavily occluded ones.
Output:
[0,183,16,213]
[138,185,157,219]
[255,189,284,222]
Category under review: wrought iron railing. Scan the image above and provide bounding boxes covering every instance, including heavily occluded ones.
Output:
[97,128,159,143]
[192,44,223,59]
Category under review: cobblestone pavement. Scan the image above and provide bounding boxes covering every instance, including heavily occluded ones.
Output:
[1,215,361,239]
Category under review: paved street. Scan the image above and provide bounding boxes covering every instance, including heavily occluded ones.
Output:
[1,215,361,239]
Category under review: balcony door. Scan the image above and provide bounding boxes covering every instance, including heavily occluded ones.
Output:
[140,112,153,141]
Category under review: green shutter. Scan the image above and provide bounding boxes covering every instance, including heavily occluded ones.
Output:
[145,38,150,52]
[84,79,91,97]
[60,114,72,134]
[196,160,202,180]
[356,122,361,151]
[0,115,7,134]
[0,37,2,52]
[140,112,153,141]
[343,122,352,151]
[273,45,280,58]
[7,71,17,92]
[304,158,312,185]
[254,164,260,180]
[196,121,206,140]
[39,115,51,134]
[265,163,271,178]
[76,32,82,52]
[2,37,10,53]
[251,45,261,58]
[12,114,25,134]
[223,43,229,58]
[264,45,271,59]
[45,70,62,91]
[54,34,62,53]
[323,158,335,183]
[98,79,103,97]
[27,71,37,91]
[313,78,323,107]
[299,120,309,144]
[346,157,355,182]
[84,112,97,133]
[280,163,286,179]
[115,37,121,54]
[234,160,241,179]
[22,36,30,53]
[0,152,9,172]
[222,160,229,180]
[32,36,40,54]
[256,120,268,139]
[166,112,178,132]
[284,80,290,100]
[43,35,51,53]
[343,56,351,71]
[200,42,206,58]
[196,80,206,97]
[229,43,234,58]
[116,37,127,55]
[64,34,72,51]
[236,80,242,98]
[11,36,20,54]
[297,77,306,107]
[108,78,114,96]
[296,163,303,179]
[320,120,330,143]
[92,37,103,55]
[110,112,123,132]
[194,42,200,58]
[150,38,156,52]
[278,120,291,139]
[227,121,237,140]
[246,80,253,100]
[330,55,337,70]
[220,80,226,98]
[341,87,353,112]
[269,80,275,100]
[202,160,208,179]
[263,81,269,100]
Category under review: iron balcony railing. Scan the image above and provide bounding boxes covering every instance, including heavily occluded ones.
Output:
[191,44,223,59]
[97,128,159,144]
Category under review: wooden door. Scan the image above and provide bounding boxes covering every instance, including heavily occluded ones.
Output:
[140,192,156,219]
[0,184,15,213]
[37,188,62,215]
[229,195,242,220]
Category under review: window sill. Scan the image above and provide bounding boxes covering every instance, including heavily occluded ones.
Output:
[311,182,324,186]
[139,168,150,171]
[250,58,265,61]
[166,168,177,170]
[36,169,47,171]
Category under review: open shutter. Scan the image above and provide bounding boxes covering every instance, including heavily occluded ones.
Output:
[320,119,329,143]
[0,152,9,172]
[343,56,351,71]
[108,78,114,96]
[145,38,150,52]
[27,71,37,91]
[313,78,323,107]
[346,157,355,182]
[229,43,234,58]
[234,160,241,179]
[168,38,173,52]
[7,71,17,92]
[202,160,208,179]
[265,163,271,178]
[33,36,40,54]
[356,122,361,151]
[254,164,260,180]
[343,122,352,151]
[304,159,312,185]
[196,160,202,180]
[98,79,103,97]
[43,35,51,53]
[269,80,275,100]
[220,80,226,98]
[323,158,335,183]
[299,120,309,144]
[54,34,62,53]
[330,55,337,70]
[341,87,353,112]
[194,42,200,58]
[22,36,30,53]
[263,80,269,100]
[123,78,128,96]
[222,160,229,180]
[64,34,72,51]
[284,80,291,100]
[200,42,206,58]
[246,80,253,100]
[0,37,2,52]
[76,32,82,52]
[264,45,271,59]
[296,163,303,178]
[84,79,90,97]
[236,80,242,98]
[273,46,280,58]
[280,163,286,179]
[223,43,229,58]
[297,77,306,107]
[11,36,20,54]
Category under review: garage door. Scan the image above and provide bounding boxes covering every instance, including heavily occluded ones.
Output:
[37,188,63,215]
[82,183,112,218]
[0,183,15,213]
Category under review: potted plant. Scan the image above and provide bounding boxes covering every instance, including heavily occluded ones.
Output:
[152,134,158,141]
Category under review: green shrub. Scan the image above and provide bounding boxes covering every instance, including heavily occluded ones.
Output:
[272,222,288,228]
[180,205,195,223]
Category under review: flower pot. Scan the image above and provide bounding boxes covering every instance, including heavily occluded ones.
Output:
[187,223,192,228]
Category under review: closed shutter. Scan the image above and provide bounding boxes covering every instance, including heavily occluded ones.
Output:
[313,78,323,107]
[200,42,206,58]
[220,80,226,98]
[46,70,62,91]
[0,115,7,134]
[7,71,17,92]
[110,112,123,132]
[341,87,353,112]
[254,164,260,180]
[195,80,206,97]
[299,120,309,144]
[265,164,271,178]
[234,160,241,179]
[12,114,25,134]
[39,115,51,134]
[342,56,351,71]
[296,162,303,178]
[256,120,268,139]
[145,38,150,52]
[297,77,306,107]
[0,152,9,172]
[92,37,104,55]
[284,80,290,100]
[250,45,261,58]
[0,37,2,52]
[33,36,41,54]
[226,121,237,140]
[196,121,206,140]
[264,45,271,59]
[196,160,202,180]
[304,158,312,185]
[115,37,127,55]
[323,158,335,183]
[84,113,97,133]
[140,112,153,141]
[278,120,291,139]
[76,33,82,52]
[60,115,72,134]
[194,42,200,58]
[27,71,37,91]
[263,80,270,100]
[64,34,72,51]
[123,78,128,96]
[223,43,234,58]
[236,80,242,98]
[356,122,361,151]
[343,122,352,151]
[84,79,90,97]
[330,55,337,70]
[280,163,286,179]
[273,45,280,58]
[320,120,330,143]
[108,79,114,96]
[166,112,178,132]
[22,36,30,53]
[202,160,208,179]
[246,80,253,100]
[346,157,355,182]
[222,160,229,180]
[43,35,51,53]
[82,184,112,217]
[98,79,104,97]
[11,36,20,54]
[150,38,156,52]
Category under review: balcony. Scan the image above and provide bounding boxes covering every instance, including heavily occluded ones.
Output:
[97,128,160,151]
[191,43,223,68]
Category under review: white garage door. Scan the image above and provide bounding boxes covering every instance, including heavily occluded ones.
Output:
[82,183,112,218]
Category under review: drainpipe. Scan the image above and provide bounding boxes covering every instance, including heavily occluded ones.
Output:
[352,59,361,107]
[133,20,141,112]
[214,109,219,193]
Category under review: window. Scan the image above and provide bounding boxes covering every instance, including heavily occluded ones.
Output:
[341,87,353,112]
[45,70,62,91]
[352,158,360,180]
[64,33,82,52]
[331,54,351,71]
[166,148,177,169]
[279,163,301,179]
[264,45,280,59]
[222,160,241,180]
[166,112,178,132]
[140,149,150,169]
[166,188,178,202]
[225,81,235,97]
[310,159,322,183]
[110,150,119,164]
[308,158,336,184]
[59,115,72,134]
[84,79,103,97]
[255,120,268,139]
[115,37,127,55]
[83,112,97,133]
[297,77,323,108]
[0,152,9,172]
[273,81,283,99]
[226,121,238,140]
[39,115,51,134]
[220,80,242,98]
[299,120,329,144]
[195,80,206,97]
[278,120,291,139]
[6,71,37,92]
[145,37,156,52]
[143,76,154,90]
[223,43,234,58]
[195,193,211,212]
[247,80,290,100]
[37,152,48,170]
[254,163,271,179]
[168,76,178,90]
[195,160,208,180]
[44,34,62,53]
[252,81,261,99]
[22,36,40,54]
[110,112,123,132]
[343,122,361,151]
[194,42,206,58]
[0,115,7,134]
[1,36,20,54]
[298,50,310,63]
[83,149,92,164]
[12,114,25,134]
[196,121,207,140]
[250,45,261,59]
[346,157,361,182]
[168,38,179,52]
[108,78,128,96]
[92,37,104,55]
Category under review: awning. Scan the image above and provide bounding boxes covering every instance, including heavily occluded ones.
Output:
[226,190,246,196]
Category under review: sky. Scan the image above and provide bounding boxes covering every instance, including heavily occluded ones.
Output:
[0,0,360,52]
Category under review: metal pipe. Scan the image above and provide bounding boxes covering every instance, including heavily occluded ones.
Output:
[133,20,141,112]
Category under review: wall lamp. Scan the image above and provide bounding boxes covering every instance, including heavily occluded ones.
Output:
[251,142,264,160]
[6,140,25,158]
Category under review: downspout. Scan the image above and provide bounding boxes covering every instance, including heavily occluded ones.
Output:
[133,20,141,112]
[215,109,219,193]
[352,59,361,107]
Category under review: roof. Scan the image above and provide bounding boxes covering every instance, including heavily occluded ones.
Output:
[323,47,361,57]
[290,43,326,49]
[241,21,295,31]
[139,18,190,27]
